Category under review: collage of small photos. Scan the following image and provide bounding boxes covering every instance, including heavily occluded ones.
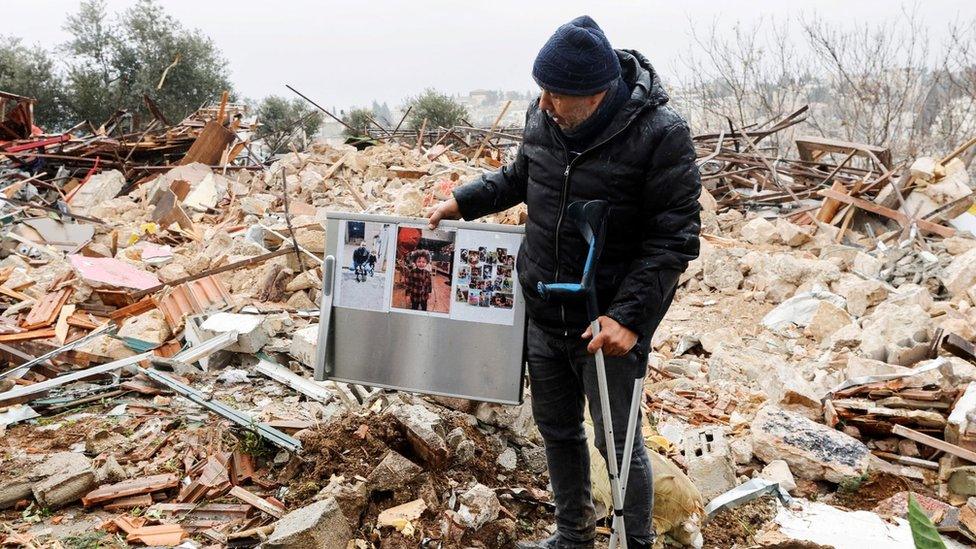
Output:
[334,219,522,325]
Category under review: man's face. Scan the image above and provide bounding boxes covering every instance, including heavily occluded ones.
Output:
[539,88,608,131]
[415,257,428,269]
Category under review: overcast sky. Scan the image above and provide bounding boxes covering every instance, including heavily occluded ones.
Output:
[6,1,976,110]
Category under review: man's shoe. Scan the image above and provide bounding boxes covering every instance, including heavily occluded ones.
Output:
[626,538,653,549]
[515,533,594,549]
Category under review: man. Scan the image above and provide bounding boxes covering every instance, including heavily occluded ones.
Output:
[352,243,370,282]
[429,16,701,549]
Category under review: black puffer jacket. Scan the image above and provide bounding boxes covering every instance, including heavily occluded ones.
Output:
[453,49,701,341]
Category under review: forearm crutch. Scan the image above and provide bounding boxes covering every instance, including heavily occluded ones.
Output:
[537,199,642,549]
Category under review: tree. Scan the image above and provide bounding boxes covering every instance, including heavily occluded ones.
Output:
[342,108,373,137]
[0,36,67,129]
[255,95,323,155]
[404,89,468,130]
[61,0,232,125]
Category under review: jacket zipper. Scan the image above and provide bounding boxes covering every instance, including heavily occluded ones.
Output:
[547,109,646,336]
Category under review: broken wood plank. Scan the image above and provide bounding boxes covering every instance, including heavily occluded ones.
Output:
[21,287,73,330]
[892,424,976,464]
[818,187,956,237]
[0,328,56,342]
[108,296,157,323]
[228,485,284,518]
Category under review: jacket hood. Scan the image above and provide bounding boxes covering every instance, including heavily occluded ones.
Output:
[617,49,669,108]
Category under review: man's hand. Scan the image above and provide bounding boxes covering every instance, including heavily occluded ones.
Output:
[428,198,461,229]
[582,316,638,356]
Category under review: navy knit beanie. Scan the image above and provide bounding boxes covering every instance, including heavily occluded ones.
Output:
[532,15,620,96]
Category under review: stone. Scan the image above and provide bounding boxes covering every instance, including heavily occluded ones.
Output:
[858,302,933,366]
[760,459,797,493]
[832,276,888,317]
[886,283,933,311]
[314,477,368,523]
[765,363,824,419]
[289,324,320,369]
[294,227,327,254]
[698,327,742,354]
[708,343,786,384]
[948,466,976,497]
[730,437,753,465]
[741,217,780,245]
[367,450,422,493]
[805,300,853,342]
[776,219,811,247]
[823,322,862,351]
[496,447,517,471]
[285,269,322,292]
[941,247,976,298]
[474,399,539,443]
[455,483,501,530]
[390,404,449,468]
[522,445,548,474]
[265,497,351,548]
[751,406,870,483]
[70,170,126,215]
[85,429,128,456]
[95,455,126,484]
[851,252,883,277]
[286,290,316,310]
[29,452,95,508]
[944,236,976,256]
[702,247,743,291]
[680,427,736,501]
[117,309,171,346]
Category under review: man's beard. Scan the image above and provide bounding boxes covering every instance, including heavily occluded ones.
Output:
[547,104,594,132]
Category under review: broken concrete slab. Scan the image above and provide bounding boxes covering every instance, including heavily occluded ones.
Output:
[69,170,125,216]
[741,216,781,245]
[290,324,319,369]
[858,302,933,366]
[751,405,871,483]
[264,497,351,549]
[200,312,270,354]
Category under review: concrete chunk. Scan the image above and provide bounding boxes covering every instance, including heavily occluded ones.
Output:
[680,426,736,501]
[290,324,319,369]
[741,217,780,245]
[751,406,870,483]
[200,312,270,354]
[366,450,422,493]
[455,482,501,530]
[29,452,95,508]
[760,459,797,493]
[264,497,351,549]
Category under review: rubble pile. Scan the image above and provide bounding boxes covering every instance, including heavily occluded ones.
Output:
[1,88,976,548]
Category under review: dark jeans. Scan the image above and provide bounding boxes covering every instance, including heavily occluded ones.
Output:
[410,299,428,310]
[527,320,654,545]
